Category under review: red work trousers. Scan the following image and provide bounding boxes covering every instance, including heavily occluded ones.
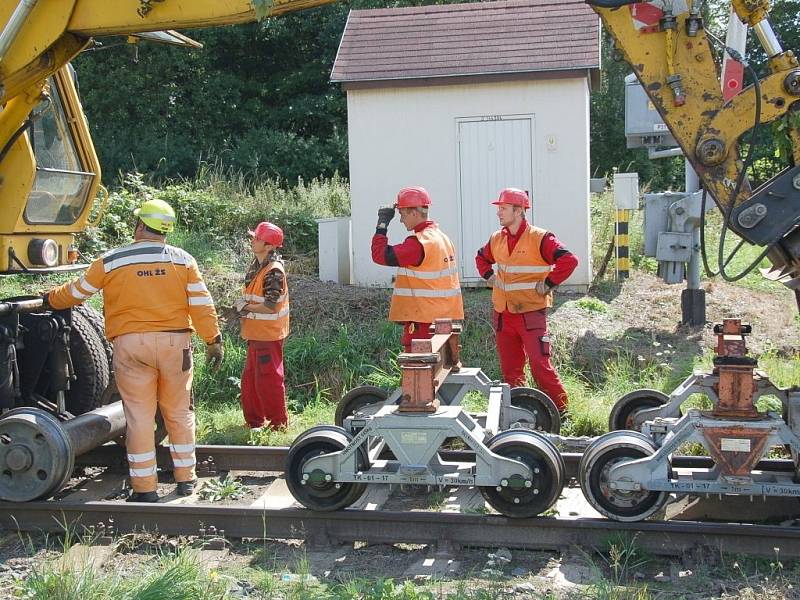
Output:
[400,321,432,352]
[241,339,288,429]
[113,331,196,493]
[493,310,568,412]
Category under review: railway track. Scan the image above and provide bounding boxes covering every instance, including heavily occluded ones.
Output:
[0,444,798,558]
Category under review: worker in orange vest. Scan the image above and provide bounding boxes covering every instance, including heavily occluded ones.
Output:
[372,186,464,351]
[236,221,289,430]
[46,199,223,502]
[475,188,577,413]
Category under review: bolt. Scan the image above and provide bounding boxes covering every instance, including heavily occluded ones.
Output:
[496,486,503,492]
[302,473,310,481]
[324,474,332,482]
[500,479,509,487]
[334,483,341,489]
[697,137,726,166]
[524,480,532,488]
[784,70,800,96]
[533,489,539,495]
[534,467,540,474]
[793,173,800,191]
[755,204,767,216]
[514,497,520,504]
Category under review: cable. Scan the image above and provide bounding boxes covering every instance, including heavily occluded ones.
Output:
[702,27,774,281]
[0,119,32,166]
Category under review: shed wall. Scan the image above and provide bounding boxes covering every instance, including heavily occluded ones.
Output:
[347,77,592,288]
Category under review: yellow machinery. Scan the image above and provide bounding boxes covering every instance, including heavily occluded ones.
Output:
[0,0,333,273]
[589,0,800,297]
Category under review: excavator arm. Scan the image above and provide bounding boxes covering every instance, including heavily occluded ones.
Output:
[589,0,800,290]
[0,0,334,273]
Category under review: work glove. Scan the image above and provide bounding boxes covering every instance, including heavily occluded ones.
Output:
[206,342,224,371]
[234,298,248,313]
[485,273,497,288]
[535,280,554,296]
[376,206,396,229]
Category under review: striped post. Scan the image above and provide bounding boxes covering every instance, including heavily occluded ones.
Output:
[616,209,630,280]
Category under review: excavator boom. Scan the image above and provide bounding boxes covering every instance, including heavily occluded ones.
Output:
[589,0,800,293]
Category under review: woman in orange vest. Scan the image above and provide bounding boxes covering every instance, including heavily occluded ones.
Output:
[372,187,464,351]
[236,221,290,429]
[475,188,578,413]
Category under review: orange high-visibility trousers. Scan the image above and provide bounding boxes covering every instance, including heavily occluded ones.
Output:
[113,332,196,493]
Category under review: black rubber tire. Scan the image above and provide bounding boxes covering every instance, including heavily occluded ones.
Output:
[65,308,111,415]
[73,305,113,375]
[334,386,389,427]
[480,430,565,518]
[509,387,561,434]
[285,427,368,511]
[608,389,669,432]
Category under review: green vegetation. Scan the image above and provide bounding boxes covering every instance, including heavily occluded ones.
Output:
[197,474,248,502]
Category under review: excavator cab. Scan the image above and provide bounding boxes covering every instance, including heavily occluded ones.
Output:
[0,65,100,274]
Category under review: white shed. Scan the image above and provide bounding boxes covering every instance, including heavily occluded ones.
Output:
[331,0,600,290]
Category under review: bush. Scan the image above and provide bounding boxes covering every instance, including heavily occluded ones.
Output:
[77,170,350,258]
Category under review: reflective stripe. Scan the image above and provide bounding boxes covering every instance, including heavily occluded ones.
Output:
[127,451,156,463]
[171,458,196,468]
[188,296,214,306]
[494,281,538,291]
[396,266,458,280]
[186,282,208,293]
[170,443,195,454]
[104,253,187,273]
[244,293,287,303]
[129,465,158,477]
[393,288,462,298]
[244,307,290,320]
[70,284,90,300]
[496,264,552,274]
[79,277,99,293]
[137,212,176,223]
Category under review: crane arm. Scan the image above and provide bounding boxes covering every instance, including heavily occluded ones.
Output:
[589,0,800,288]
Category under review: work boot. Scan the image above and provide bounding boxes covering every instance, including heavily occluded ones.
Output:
[126,491,159,503]
[176,479,197,496]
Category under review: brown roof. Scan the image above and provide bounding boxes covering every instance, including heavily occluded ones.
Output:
[331,0,600,85]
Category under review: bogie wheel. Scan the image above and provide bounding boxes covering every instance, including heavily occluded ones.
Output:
[608,389,669,432]
[334,386,389,427]
[509,387,561,434]
[64,308,111,415]
[286,426,368,511]
[480,430,565,518]
[579,431,667,522]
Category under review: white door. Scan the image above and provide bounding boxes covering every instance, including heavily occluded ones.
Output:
[457,116,534,281]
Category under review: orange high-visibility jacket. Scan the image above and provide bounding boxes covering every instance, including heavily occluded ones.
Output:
[388,225,464,323]
[489,225,553,314]
[239,260,290,342]
[48,241,220,343]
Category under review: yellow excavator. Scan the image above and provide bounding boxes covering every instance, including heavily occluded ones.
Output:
[588,0,800,301]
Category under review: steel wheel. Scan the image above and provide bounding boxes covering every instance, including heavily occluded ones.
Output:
[334,386,388,427]
[480,430,565,518]
[286,426,367,511]
[509,387,561,434]
[579,431,667,522]
[608,389,668,432]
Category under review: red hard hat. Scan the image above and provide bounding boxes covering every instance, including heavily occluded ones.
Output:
[491,188,530,209]
[248,221,284,247]
[395,186,432,209]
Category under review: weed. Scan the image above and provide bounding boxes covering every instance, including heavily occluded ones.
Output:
[574,296,609,313]
[197,474,248,502]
